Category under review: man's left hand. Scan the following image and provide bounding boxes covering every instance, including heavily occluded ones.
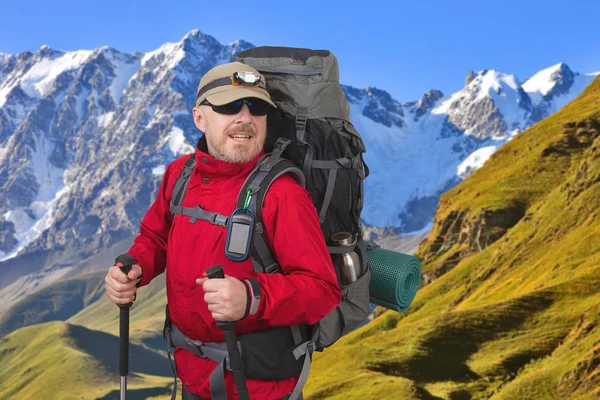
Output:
[196,275,248,321]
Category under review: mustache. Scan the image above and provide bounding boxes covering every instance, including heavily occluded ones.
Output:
[225,124,256,136]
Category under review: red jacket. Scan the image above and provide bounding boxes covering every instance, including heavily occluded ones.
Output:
[127,138,342,399]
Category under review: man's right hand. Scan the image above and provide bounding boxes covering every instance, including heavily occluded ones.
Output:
[104,263,143,305]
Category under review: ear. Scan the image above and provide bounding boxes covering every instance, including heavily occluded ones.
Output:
[192,107,206,132]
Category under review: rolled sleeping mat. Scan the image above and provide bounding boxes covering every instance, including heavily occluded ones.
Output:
[367,246,421,312]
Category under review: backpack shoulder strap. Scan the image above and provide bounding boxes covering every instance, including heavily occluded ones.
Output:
[170,154,196,215]
[236,138,304,274]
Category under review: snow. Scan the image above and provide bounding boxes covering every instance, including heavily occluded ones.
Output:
[475,70,521,101]
[457,146,497,179]
[522,63,564,104]
[0,133,70,262]
[523,64,598,111]
[163,125,194,156]
[550,73,598,112]
[0,50,93,108]
[152,165,166,176]
[142,42,185,70]
[75,88,89,121]
[97,111,115,128]
[107,54,140,105]
[475,70,528,133]
[355,98,462,227]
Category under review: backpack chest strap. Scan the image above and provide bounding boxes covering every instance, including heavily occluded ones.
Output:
[171,203,230,227]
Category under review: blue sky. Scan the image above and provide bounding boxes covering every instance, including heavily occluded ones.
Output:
[1,0,599,102]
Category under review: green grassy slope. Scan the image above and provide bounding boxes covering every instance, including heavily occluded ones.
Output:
[0,321,173,399]
[305,77,600,399]
[68,274,168,350]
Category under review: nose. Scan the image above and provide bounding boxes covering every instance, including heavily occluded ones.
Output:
[235,105,253,123]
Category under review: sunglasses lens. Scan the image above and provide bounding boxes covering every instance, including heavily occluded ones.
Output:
[207,98,270,116]
[212,100,244,115]
[246,99,270,116]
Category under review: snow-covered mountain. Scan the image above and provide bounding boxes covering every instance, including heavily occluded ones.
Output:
[0,29,597,292]
[349,63,597,230]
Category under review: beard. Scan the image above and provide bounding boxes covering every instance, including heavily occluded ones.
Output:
[208,123,266,164]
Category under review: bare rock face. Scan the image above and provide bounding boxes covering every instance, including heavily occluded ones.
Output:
[408,89,444,121]
[443,70,532,140]
[343,85,405,128]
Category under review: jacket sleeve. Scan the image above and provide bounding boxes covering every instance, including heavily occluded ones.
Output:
[253,177,342,326]
[126,162,178,287]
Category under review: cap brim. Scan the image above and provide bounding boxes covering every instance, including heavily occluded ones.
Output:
[205,86,276,108]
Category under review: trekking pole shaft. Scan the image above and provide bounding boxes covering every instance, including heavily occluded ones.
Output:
[115,253,137,400]
[220,323,250,400]
[120,376,127,400]
[119,304,132,376]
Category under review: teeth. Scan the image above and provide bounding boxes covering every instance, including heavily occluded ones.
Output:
[231,135,250,140]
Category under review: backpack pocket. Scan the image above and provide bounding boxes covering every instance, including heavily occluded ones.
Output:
[312,264,371,349]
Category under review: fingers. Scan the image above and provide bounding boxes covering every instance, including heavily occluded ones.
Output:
[104,265,139,305]
[210,311,228,322]
[195,277,207,286]
[206,303,234,321]
[126,264,143,281]
[109,265,133,284]
[200,277,247,321]
[105,284,136,304]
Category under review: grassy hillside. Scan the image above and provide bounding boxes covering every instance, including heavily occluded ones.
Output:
[0,321,173,399]
[68,273,168,350]
[304,77,600,399]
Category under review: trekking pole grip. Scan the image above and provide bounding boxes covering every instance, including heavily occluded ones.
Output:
[204,265,236,329]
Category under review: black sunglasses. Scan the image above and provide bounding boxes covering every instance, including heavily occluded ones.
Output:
[200,98,270,116]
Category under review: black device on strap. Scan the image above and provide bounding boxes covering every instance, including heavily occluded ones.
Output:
[225,208,255,261]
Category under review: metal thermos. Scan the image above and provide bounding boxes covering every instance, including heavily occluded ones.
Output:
[331,232,362,284]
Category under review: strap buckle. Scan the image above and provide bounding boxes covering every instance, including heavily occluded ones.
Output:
[273,138,291,151]
[183,336,205,358]
[295,113,307,130]
[259,162,273,172]
[264,261,280,274]
[211,213,229,227]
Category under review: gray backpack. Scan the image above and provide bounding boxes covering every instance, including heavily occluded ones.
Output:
[237,45,372,344]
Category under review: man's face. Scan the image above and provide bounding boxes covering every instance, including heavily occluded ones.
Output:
[193,99,267,164]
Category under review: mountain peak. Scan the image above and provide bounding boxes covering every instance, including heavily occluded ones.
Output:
[522,62,576,103]
[363,86,405,128]
[183,28,204,40]
[409,89,444,120]
[35,44,61,59]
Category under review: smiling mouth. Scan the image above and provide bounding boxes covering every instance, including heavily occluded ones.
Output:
[229,134,252,141]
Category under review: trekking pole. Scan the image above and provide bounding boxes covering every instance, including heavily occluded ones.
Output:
[205,265,250,400]
[114,254,138,400]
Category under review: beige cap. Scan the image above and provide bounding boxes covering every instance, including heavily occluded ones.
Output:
[194,61,275,108]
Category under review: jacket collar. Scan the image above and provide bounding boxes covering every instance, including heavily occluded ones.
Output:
[194,135,264,178]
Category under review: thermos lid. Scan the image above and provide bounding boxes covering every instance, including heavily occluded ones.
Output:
[331,232,356,247]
